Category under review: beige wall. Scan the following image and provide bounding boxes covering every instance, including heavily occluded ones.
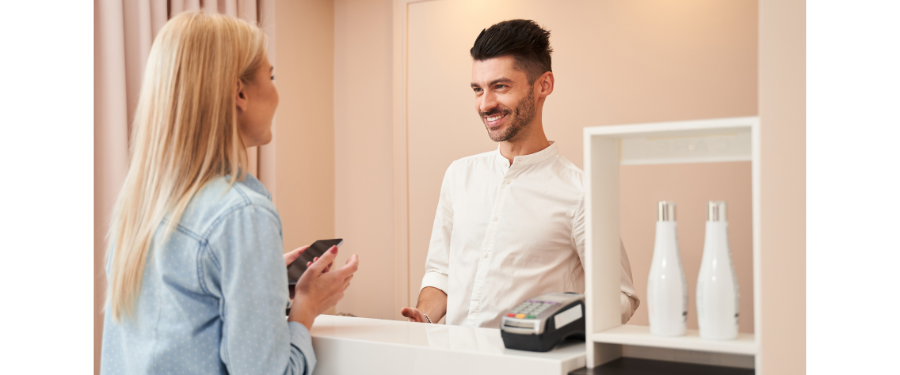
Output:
[269,0,336,253]
[402,0,758,324]
[333,0,397,319]
[758,0,806,373]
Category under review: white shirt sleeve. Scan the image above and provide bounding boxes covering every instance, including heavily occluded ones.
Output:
[572,196,641,324]
[619,239,641,323]
[420,164,455,294]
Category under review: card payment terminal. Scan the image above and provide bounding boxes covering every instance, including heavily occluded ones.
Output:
[500,292,585,352]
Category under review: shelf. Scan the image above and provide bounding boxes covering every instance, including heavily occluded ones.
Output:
[583,117,756,138]
[584,117,756,166]
[570,357,754,375]
[582,116,760,368]
[591,325,756,356]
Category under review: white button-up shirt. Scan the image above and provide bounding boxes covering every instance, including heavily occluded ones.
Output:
[421,142,639,328]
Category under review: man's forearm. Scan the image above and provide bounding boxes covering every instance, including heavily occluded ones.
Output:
[416,286,448,322]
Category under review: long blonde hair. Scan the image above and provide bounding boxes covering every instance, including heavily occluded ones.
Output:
[107,11,266,321]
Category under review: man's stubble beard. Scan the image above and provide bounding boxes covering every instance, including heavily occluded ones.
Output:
[485,89,536,143]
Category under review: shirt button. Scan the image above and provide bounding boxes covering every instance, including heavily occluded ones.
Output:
[483,253,489,259]
[493,217,498,221]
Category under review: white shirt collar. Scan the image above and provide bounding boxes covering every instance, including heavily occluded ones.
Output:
[494,141,559,169]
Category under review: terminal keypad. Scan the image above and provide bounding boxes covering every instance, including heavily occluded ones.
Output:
[507,300,558,319]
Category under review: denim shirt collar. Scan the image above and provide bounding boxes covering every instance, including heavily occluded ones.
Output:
[236,173,271,201]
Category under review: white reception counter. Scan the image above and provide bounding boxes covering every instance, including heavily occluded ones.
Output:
[309,315,585,375]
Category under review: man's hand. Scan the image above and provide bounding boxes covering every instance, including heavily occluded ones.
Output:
[400,286,447,323]
[400,307,429,323]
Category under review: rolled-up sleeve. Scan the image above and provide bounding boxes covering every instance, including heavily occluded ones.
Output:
[571,196,640,324]
[204,205,316,375]
[618,240,640,323]
[421,165,455,294]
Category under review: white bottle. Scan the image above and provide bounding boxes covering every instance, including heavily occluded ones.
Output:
[696,201,740,340]
[647,201,688,336]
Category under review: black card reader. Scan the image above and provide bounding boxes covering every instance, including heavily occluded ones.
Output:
[500,292,585,352]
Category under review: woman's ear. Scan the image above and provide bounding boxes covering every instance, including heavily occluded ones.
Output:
[236,80,248,112]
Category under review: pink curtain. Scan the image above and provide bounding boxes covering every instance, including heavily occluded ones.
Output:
[94,1,271,373]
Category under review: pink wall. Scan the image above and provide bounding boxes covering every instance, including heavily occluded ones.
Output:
[552,0,759,164]
[332,0,397,319]
[759,0,806,372]
[269,0,336,254]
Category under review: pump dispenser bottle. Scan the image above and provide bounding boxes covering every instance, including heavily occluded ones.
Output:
[696,201,740,340]
[647,201,688,336]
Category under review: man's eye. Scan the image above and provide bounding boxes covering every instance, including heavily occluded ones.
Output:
[271,75,275,81]
[496,85,507,89]
[473,88,482,93]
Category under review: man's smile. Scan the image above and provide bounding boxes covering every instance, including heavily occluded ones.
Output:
[484,112,508,127]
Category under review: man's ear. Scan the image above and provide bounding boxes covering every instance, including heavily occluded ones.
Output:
[236,80,248,112]
[537,71,554,98]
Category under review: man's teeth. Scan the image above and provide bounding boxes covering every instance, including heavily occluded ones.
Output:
[487,114,504,121]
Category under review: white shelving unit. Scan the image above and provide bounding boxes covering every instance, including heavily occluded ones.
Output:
[592,325,756,355]
[582,117,761,368]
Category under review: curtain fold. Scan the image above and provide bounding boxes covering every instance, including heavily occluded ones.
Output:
[94,0,130,370]
[94,2,267,374]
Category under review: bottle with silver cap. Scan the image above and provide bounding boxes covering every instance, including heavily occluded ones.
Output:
[696,201,740,340]
[647,201,688,336]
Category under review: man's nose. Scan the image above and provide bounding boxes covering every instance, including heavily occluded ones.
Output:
[478,91,497,114]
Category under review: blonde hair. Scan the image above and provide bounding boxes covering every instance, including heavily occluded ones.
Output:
[107,11,267,321]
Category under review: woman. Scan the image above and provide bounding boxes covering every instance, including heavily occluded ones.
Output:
[100,12,357,374]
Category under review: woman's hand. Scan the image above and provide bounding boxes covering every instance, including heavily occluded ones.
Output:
[283,245,309,266]
[289,246,359,330]
[285,246,309,301]
[283,245,334,301]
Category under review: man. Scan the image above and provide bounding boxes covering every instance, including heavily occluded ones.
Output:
[401,19,639,328]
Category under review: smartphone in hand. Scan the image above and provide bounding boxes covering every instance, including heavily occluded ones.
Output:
[287,238,343,285]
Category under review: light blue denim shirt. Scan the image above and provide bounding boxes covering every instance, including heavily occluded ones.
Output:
[101,174,316,375]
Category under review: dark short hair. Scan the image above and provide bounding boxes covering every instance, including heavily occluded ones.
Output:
[470,19,552,84]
